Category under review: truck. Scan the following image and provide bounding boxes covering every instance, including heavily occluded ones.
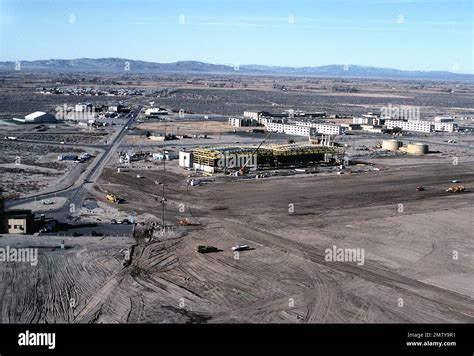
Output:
[106,194,121,203]
[196,245,219,254]
[446,185,465,193]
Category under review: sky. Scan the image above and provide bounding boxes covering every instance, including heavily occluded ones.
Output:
[0,0,472,73]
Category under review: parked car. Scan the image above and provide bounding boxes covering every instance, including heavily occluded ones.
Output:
[232,244,250,252]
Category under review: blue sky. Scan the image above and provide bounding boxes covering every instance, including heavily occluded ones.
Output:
[0,0,472,73]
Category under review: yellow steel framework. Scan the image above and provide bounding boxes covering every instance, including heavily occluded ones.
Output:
[192,144,342,167]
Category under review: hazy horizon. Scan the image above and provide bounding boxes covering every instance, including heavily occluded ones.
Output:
[1,57,473,75]
[1,0,472,74]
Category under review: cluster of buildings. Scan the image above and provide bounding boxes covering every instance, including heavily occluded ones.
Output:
[231,110,459,137]
[37,87,145,96]
[384,118,457,133]
[233,110,344,136]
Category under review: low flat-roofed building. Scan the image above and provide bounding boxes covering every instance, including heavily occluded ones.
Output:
[75,103,93,112]
[243,111,266,119]
[385,119,457,133]
[5,210,34,234]
[265,122,314,136]
[13,111,58,124]
[434,116,454,122]
[179,151,193,168]
[385,120,433,133]
[294,121,344,135]
[229,117,257,127]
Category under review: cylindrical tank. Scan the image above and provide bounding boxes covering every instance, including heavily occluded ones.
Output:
[407,143,428,155]
[382,139,402,151]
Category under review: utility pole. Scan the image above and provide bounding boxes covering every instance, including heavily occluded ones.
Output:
[162,156,165,229]
[161,128,166,230]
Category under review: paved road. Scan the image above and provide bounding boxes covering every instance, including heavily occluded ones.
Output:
[5,107,142,235]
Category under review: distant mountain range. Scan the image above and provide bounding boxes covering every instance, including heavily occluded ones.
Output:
[0,58,472,81]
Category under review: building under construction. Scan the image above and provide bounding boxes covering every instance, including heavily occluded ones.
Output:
[192,143,343,173]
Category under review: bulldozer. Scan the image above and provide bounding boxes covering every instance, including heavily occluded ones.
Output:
[446,185,465,193]
[106,194,121,204]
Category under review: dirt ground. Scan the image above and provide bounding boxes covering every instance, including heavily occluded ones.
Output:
[92,161,473,323]
[2,157,472,323]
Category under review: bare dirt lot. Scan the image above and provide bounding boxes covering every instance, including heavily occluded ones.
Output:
[2,160,472,323]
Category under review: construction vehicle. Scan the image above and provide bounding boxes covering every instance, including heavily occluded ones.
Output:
[196,245,219,254]
[416,186,425,191]
[106,194,121,204]
[446,185,465,193]
[238,132,272,175]
[178,218,190,226]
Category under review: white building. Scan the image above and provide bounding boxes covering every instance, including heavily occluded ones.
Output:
[294,121,343,135]
[353,117,370,125]
[243,111,265,119]
[258,116,273,126]
[145,108,168,116]
[229,117,257,127]
[353,115,378,125]
[75,103,93,112]
[434,116,454,122]
[179,151,193,168]
[434,122,456,132]
[385,119,457,133]
[265,122,313,136]
[13,111,57,124]
[385,120,433,133]
[152,151,177,161]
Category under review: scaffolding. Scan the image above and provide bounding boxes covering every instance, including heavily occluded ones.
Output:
[192,143,343,170]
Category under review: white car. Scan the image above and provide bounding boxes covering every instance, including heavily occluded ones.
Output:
[452,180,460,183]
[232,244,250,252]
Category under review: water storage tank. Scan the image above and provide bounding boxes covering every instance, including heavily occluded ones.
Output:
[382,139,402,151]
[407,143,428,155]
